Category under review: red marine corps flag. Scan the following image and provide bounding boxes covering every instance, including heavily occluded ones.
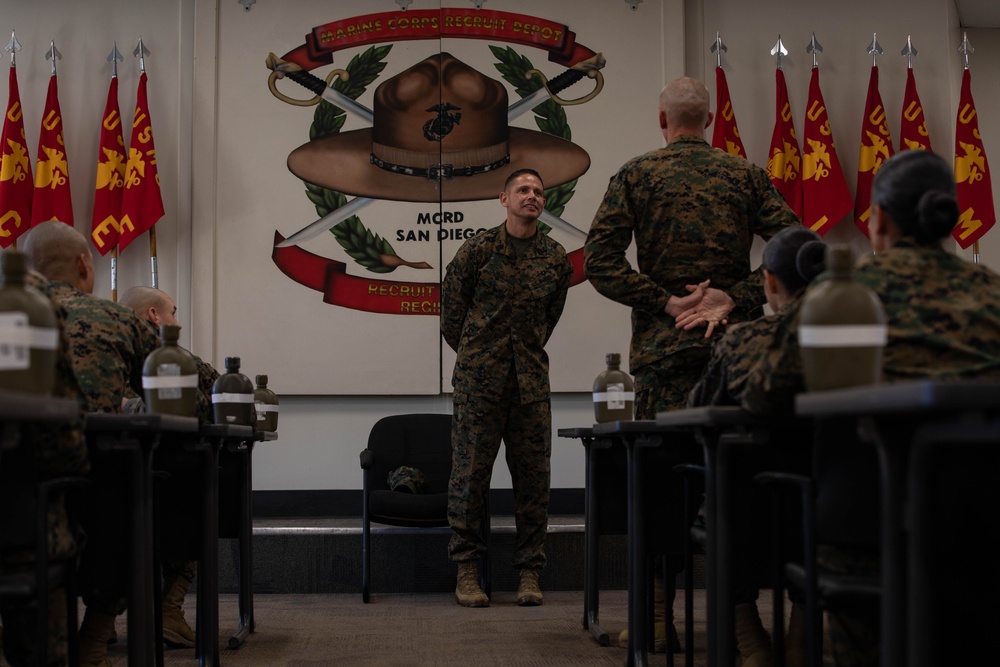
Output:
[118,69,164,253]
[899,37,932,153]
[854,40,895,238]
[766,38,802,219]
[92,57,126,256]
[0,35,32,249]
[30,42,73,227]
[710,35,746,158]
[800,34,852,236]
[952,35,995,250]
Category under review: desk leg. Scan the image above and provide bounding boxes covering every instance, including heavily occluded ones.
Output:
[229,443,256,648]
[196,443,220,667]
[879,437,905,667]
[626,435,651,667]
[127,443,155,667]
[583,437,610,646]
[711,436,737,667]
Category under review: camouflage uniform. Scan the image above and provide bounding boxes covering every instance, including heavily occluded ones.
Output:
[585,134,798,414]
[752,241,1000,666]
[585,134,797,564]
[47,281,159,618]
[855,240,1000,380]
[1,273,90,667]
[441,222,571,570]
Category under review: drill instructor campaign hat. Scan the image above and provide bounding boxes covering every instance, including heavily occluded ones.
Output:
[286,52,591,203]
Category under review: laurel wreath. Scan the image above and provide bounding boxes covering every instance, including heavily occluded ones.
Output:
[306,44,578,272]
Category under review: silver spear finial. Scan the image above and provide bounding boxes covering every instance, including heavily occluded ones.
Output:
[107,42,123,78]
[45,40,62,76]
[711,32,727,68]
[866,32,884,67]
[806,32,823,68]
[901,35,918,69]
[4,31,20,68]
[133,36,150,74]
[958,32,973,70]
[771,35,788,70]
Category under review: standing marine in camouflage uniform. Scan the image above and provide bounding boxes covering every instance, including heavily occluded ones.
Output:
[0,265,90,667]
[688,227,825,667]
[441,168,572,608]
[118,285,221,649]
[23,220,161,667]
[584,76,798,652]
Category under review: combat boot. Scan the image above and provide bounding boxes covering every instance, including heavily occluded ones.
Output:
[516,569,543,606]
[735,601,774,667]
[78,608,116,667]
[617,573,681,653]
[455,562,489,607]
[162,573,197,648]
[784,602,808,667]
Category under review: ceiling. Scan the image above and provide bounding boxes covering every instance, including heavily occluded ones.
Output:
[955,0,1000,28]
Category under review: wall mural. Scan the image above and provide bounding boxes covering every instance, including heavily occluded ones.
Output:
[266,8,603,314]
[213,1,675,394]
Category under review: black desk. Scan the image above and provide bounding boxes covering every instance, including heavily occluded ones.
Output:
[84,413,200,667]
[556,426,612,646]
[0,390,78,454]
[590,419,689,667]
[222,428,276,649]
[796,379,1000,667]
[656,406,785,667]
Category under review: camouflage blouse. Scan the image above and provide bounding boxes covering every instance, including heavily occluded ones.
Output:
[585,135,798,374]
[441,223,572,403]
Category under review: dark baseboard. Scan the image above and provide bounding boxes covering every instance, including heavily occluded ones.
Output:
[252,487,585,518]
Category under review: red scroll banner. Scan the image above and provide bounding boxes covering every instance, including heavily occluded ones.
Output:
[282,9,596,71]
[273,231,586,316]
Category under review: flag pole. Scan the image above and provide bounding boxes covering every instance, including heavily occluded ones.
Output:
[4,32,18,251]
[959,32,981,265]
[133,36,157,288]
[108,43,123,301]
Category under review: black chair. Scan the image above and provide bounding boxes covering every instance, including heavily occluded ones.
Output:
[359,413,489,602]
[0,442,89,667]
[756,419,882,667]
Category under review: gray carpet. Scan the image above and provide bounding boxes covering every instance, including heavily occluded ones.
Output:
[95,589,834,666]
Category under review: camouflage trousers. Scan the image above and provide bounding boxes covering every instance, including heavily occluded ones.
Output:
[818,545,880,667]
[633,347,712,418]
[0,499,78,667]
[448,378,551,571]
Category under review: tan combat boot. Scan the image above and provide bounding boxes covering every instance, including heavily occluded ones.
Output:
[784,602,808,667]
[78,608,116,667]
[617,572,680,653]
[735,601,774,667]
[162,573,197,648]
[517,569,543,606]
[455,562,489,607]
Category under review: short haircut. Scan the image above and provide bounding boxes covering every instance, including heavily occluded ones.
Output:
[504,168,543,193]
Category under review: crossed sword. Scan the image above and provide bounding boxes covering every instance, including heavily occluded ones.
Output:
[269,54,605,248]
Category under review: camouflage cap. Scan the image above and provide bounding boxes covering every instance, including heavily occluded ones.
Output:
[387,466,426,494]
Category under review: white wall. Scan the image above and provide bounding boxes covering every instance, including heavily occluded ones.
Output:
[6,1,998,493]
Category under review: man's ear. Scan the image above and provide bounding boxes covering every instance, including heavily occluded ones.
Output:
[147,306,160,326]
[704,110,714,129]
[658,108,667,130]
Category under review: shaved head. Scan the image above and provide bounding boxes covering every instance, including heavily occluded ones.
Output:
[119,285,181,330]
[21,220,95,292]
[659,77,711,132]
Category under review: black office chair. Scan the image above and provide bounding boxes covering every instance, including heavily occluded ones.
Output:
[756,419,882,667]
[359,413,489,602]
[0,442,89,667]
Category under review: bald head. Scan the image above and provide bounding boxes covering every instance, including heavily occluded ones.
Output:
[120,285,181,331]
[21,220,96,293]
[658,76,712,139]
